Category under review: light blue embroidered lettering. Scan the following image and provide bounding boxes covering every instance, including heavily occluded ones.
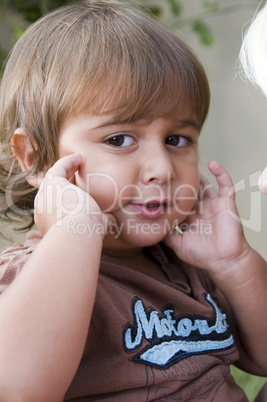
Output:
[124,300,162,349]
[123,294,234,368]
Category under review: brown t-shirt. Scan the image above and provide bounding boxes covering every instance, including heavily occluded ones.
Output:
[0,231,248,401]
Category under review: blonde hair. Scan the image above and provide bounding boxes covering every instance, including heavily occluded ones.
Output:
[239,2,267,97]
[0,0,210,230]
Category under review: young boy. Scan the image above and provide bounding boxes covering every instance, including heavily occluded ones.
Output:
[0,1,267,401]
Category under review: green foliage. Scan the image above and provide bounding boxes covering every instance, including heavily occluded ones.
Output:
[203,1,219,12]
[7,0,76,22]
[167,0,182,17]
[11,26,26,43]
[231,366,267,401]
[143,6,162,18]
[192,19,213,46]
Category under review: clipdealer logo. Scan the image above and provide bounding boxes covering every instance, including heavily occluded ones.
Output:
[65,218,212,238]
[4,169,264,233]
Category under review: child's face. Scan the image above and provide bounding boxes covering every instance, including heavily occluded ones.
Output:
[58,111,200,252]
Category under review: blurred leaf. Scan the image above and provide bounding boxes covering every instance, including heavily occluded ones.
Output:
[203,1,219,12]
[167,0,182,17]
[8,0,77,23]
[192,20,213,46]
[11,26,26,44]
[141,6,162,19]
[8,0,43,22]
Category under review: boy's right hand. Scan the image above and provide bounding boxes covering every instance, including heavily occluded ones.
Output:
[34,154,112,236]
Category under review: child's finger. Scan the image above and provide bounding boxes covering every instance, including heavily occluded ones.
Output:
[199,174,217,200]
[46,154,83,182]
[208,160,235,200]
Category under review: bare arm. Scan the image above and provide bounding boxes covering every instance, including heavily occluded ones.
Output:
[212,247,267,375]
[165,160,267,376]
[0,155,106,401]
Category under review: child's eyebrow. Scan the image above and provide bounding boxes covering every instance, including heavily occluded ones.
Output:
[93,116,200,130]
[175,119,199,130]
[93,116,130,129]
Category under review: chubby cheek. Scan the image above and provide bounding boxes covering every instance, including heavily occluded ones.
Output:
[74,171,119,212]
[74,161,134,213]
[172,173,199,219]
[73,156,140,212]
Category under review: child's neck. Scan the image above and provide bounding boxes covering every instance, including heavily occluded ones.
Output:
[102,247,167,281]
[102,246,143,258]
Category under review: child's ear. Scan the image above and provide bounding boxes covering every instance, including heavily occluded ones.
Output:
[11,128,35,171]
[11,128,45,188]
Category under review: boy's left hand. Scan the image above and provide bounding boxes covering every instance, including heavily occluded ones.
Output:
[164,160,249,279]
[165,160,267,375]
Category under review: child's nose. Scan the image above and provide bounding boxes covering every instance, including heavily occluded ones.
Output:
[140,145,176,184]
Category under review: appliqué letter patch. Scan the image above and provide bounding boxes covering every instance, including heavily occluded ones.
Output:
[123,294,234,368]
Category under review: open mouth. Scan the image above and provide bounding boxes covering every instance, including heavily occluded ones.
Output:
[145,203,165,208]
[130,201,170,218]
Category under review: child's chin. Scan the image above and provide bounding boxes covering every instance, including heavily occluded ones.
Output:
[104,231,166,250]
[124,231,167,248]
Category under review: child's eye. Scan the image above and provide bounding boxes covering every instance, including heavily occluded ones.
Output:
[106,134,136,147]
[165,135,191,147]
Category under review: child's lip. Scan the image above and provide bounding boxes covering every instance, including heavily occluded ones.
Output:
[129,200,172,218]
[133,199,172,207]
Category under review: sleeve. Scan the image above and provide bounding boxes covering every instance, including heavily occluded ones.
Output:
[0,230,41,295]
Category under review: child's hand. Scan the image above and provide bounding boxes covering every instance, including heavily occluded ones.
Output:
[164,160,249,279]
[34,154,113,236]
